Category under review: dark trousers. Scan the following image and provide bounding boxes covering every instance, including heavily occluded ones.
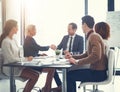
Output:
[67,69,107,92]
[32,67,62,87]
[54,70,62,86]
[31,67,43,72]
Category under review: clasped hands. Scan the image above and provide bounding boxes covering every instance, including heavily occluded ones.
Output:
[64,51,77,65]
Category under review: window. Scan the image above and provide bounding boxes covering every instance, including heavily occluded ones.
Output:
[0,1,2,35]
[88,0,108,23]
[24,0,85,46]
[115,0,120,11]
[88,0,120,23]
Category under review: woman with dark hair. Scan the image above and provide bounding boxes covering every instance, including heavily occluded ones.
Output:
[95,22,110,55]
[95,22,110,40]
[0,19,39,92]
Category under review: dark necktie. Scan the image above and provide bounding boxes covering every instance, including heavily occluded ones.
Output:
[69,37,73,52]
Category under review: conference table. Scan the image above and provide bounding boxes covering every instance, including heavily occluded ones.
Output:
[3,56,72,92]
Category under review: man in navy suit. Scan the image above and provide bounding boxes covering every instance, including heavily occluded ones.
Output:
[51,23,84,92]
[57,22,83,54]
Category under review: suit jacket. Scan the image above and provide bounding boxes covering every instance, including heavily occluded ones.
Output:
[23,36,49,57]
[74,30,108,71]
[57,34,84,54]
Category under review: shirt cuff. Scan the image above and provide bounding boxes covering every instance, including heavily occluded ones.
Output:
[75,60,79,65]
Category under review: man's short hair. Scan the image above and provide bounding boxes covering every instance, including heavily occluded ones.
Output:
[69,22,77,30]
[82,15,95,28]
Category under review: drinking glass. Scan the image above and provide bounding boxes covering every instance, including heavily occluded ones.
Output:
[55,49,61,61]
[72,52,81,56]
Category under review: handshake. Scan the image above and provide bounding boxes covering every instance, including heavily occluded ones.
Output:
[50,44,57,50]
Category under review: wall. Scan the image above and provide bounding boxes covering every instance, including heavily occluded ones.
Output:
[106,11,120,47]
[24,0,85,46]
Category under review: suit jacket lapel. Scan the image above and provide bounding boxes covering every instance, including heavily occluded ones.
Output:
[72,35,77,51]
[63,35,69,51]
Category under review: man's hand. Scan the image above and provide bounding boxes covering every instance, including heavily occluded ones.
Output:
[69,58,77,64]
[65,51,72,59]
[40,53,48,56]
[50,44,56,50]
[27,56,33,61]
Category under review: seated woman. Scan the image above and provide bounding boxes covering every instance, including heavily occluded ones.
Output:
[24,24,56,92]
[0,19,39,92]
[95,22,110,56]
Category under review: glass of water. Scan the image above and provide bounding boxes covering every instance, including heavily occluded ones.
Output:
[72,52,81,56]
[55,49,61,61]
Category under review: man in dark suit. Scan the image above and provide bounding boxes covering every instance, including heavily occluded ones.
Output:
[51,23,84,92]
[57,22,84,54]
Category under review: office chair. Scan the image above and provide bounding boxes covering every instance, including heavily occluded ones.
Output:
[78,49,115,92]
[112,47,119,84]
[0,49,40,92]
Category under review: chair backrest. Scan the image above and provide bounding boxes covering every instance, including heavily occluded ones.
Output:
[107,49,115,82]
[114,47,120,68]
[112,47,120,84]
[79,49,115,88]
[0,49,9,79]
[0,48,3,74]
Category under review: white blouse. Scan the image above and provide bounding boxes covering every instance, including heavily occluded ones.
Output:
[1,37,24,76]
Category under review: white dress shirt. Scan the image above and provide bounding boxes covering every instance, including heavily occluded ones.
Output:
[66,34,76,52]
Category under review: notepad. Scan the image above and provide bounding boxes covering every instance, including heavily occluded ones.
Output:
[53,59,70,64]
